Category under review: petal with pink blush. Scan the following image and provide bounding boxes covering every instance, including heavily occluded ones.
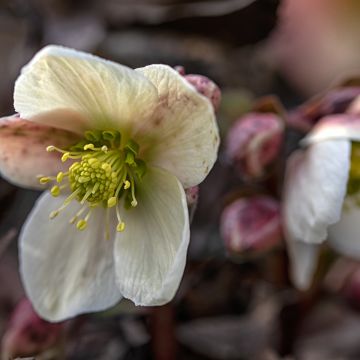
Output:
[0,116,80,189]
[304,114,360,145]
[283,140,350,245]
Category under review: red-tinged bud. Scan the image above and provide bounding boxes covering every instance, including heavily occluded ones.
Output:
[185,186,199,223]
[288,87,360,132]
[174,66,186,76]
[343,268,360,308]
[220,195,282,255]
[1,299,64,359]
[185,186,199,208]
[184,74,221,111]
[324,259,360,309]
[225,113,284,180]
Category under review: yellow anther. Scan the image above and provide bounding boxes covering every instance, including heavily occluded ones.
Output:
[107,197,117,208]
[78,176,90,183]
[101,163,112,172]
[56,172,64,183]
[131,199,138,207]
[84,143,95,150]
[46,145,56,152]
[61,152,70,162]
[101,145,108,152]
[88,158,100,168]
[124,180,130,189]
[49,210,59,219]
[76,219,87,230]
[39,177,51,184]
[50,185,61,197]
[116,222,125,232]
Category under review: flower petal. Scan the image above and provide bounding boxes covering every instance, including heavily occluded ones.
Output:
[328,198,360,259]
[0,116,79,189]
[114,167,189,306]
[283,140,350,245]
[304,114,360,145]
[286,237,320,290]
[14,45,158,134]
[20,192,121,321]
[136,64,219,188]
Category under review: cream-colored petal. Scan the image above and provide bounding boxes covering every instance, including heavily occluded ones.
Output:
[14,45,158,134]
[114,167,189,306]
[328,198,360,259]
[0,116,79,189]
[20,192,122,322]
[287,237,320,290]
[283,140,350,246]
[304,114,360,145]
[136,64,219,188]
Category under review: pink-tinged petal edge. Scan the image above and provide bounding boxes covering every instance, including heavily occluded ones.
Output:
[304,114,360,145]
[0,116,80,189]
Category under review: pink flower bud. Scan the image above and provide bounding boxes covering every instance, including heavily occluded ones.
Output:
[288,87,360,132]
[269,0,360,95]
[185,186,199,223]
[220,196,282,255]
[184,74,221,111]
[343,268,360,308]
[174,66,186,76]
[185,186,199,208]
[1,299,64,359]
[225,113,284,180]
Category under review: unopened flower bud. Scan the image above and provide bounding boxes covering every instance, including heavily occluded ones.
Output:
[225,113,284,180]
[220,195,282,255]
[1,298,64,359]
[288,87,360,132]
[324,259,360,309]
[174,66,186,76]
[185,186,199,223]
[343,268,360,308]
[184,74,221,111]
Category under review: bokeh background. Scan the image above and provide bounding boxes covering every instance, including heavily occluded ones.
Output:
[2,0,360,359]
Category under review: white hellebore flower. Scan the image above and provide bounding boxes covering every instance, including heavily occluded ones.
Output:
[283,113,360,290]
[0,45,219,321]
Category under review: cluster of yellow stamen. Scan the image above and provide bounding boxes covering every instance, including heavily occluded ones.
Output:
[39,130,146,235]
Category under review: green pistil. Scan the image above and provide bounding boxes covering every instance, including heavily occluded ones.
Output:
[347,142,360,196]
[40,130,147,233]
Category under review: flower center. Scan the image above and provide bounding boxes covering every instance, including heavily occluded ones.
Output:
[347,141,360,197]
[39,130,147,235]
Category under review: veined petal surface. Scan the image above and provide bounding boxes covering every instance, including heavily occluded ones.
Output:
[14,45,158,134]
[20,192,122,322]
[136,65,219,188]
[283,140,350,245]
[114,167,189,306]
[0,116,79,189]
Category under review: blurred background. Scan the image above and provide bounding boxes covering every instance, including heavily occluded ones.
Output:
[2,0,360,359]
